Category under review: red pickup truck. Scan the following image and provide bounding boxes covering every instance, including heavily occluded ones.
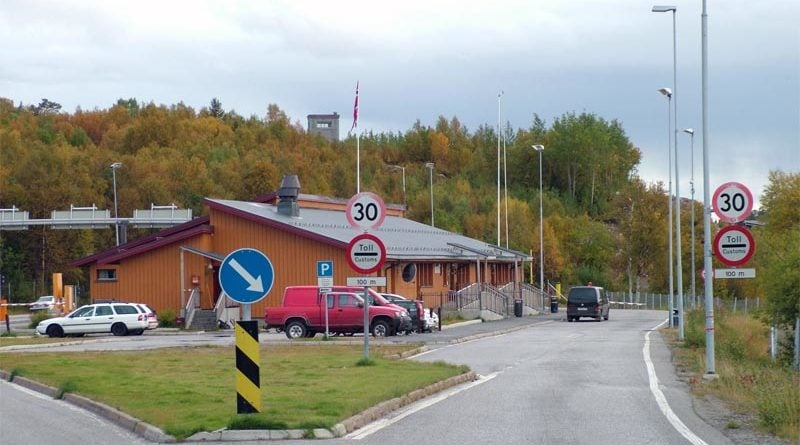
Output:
[264,286,412,339]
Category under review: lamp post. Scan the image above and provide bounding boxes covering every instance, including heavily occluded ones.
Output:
[532,145,545,298]
[683,128,696,308]
[425,162,435,227]
[658,87,674,328]
[387,164,406,207]
[653,4,683,339]
[110,162,122,246]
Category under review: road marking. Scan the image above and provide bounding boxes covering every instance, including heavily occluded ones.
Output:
[644,320,708,445]
[347,372,500,440]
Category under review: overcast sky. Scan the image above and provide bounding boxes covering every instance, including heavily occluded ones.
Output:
[2,0,798,209]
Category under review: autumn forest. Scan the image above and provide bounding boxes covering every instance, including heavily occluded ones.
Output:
[0,97,797,325]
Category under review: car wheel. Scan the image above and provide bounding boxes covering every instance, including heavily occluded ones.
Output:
[111,323,128,336]
[371,320,390,337]
[46,325,64,338]
[285,321,307,339]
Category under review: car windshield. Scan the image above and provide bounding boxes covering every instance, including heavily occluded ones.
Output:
[569,288,598,304]
[69,306,94,318]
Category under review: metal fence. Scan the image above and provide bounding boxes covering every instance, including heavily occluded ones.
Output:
[606,291,762,314]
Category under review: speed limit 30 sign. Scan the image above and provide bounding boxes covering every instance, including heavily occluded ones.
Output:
[713,182,753,224]
[346,192,386,231]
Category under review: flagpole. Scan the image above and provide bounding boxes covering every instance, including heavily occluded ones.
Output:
[351,81,360,193]
[496,91,503,246]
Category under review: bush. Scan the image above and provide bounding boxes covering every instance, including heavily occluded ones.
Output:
[28,311,54,328]
[158,308,177,328]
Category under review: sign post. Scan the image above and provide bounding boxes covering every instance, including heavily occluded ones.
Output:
[346,233,387,360]
[219,248,275,415]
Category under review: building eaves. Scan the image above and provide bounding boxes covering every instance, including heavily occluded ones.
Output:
[98,225,213,265]
[70,216,211,267]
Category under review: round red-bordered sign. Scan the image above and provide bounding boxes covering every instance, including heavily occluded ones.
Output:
[346,233,386,274]
[713,225,755,267]
[712,182,753,224]
[346,192,386,231]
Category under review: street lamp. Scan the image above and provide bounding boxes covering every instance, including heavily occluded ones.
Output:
[658,87,674,328]
[425,162,435,227]
[532,145,545,299]
[110,162,122,246]
[683,128,696,308]
[387,164,406,207]
[653,4,683,339]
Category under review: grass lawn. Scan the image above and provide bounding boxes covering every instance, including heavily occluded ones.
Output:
[0,344,468,440]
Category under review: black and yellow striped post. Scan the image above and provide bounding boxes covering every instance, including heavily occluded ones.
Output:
[235,320,261,413]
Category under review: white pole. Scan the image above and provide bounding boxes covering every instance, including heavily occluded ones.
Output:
[496,92,503,246]
[686,130,696,310]
[672,9,685,341]
[356,134,360,194]
[701,0,716,376]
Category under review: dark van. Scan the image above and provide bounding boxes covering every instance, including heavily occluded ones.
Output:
[567,286,610,322]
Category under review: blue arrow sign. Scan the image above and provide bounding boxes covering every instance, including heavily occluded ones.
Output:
[220,248,275,304]
[317,260,333,277]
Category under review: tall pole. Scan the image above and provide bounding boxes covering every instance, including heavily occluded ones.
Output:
[110,162,121,246]
[426,162,435,227]
[685,129,696,308]
[653,5,678,330]
[496,92,503,246]
[670,8,685,341]
[701,0,716,376]
[503,121,509,249]
[658,88,674,327]
[388,165,406,208]
[534,145,545,294]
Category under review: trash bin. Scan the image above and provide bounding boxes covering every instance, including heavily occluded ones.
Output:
[514,299,523,317]
[550,296,559,313]
[672,308,679,327]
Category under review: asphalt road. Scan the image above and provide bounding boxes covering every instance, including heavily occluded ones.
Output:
[0,379,149,445]
[1,310,738,444]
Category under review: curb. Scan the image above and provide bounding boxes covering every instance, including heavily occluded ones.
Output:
[0,369,175,443]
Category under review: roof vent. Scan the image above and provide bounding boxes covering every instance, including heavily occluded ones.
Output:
[277,175,300,217]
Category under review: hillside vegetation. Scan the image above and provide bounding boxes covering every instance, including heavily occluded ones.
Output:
[1,98,797,333]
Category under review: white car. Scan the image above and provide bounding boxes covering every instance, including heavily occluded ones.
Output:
[134,303,159,329]
[30,295,56,311]
[36,303,149,338]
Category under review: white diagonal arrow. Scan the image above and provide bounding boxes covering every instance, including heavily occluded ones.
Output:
[228,258,264,293]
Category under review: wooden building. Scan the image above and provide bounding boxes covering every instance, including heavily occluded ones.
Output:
[71,176,529,320]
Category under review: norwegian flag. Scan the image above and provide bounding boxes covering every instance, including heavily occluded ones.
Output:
[350,81,359,133]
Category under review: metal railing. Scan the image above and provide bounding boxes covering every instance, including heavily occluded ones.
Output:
[184,288,200,329]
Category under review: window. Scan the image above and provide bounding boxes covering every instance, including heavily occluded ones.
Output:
[95,306,113,316]
[418,263,433,287]
[112,305,138,315]
[316,121,331,128]
[339,294,359,307]
[97,269,117,281]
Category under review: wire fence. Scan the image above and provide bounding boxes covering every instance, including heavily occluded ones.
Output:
[606,291,762,314]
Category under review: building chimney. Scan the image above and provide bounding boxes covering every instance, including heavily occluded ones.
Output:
[277,175,300,217]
